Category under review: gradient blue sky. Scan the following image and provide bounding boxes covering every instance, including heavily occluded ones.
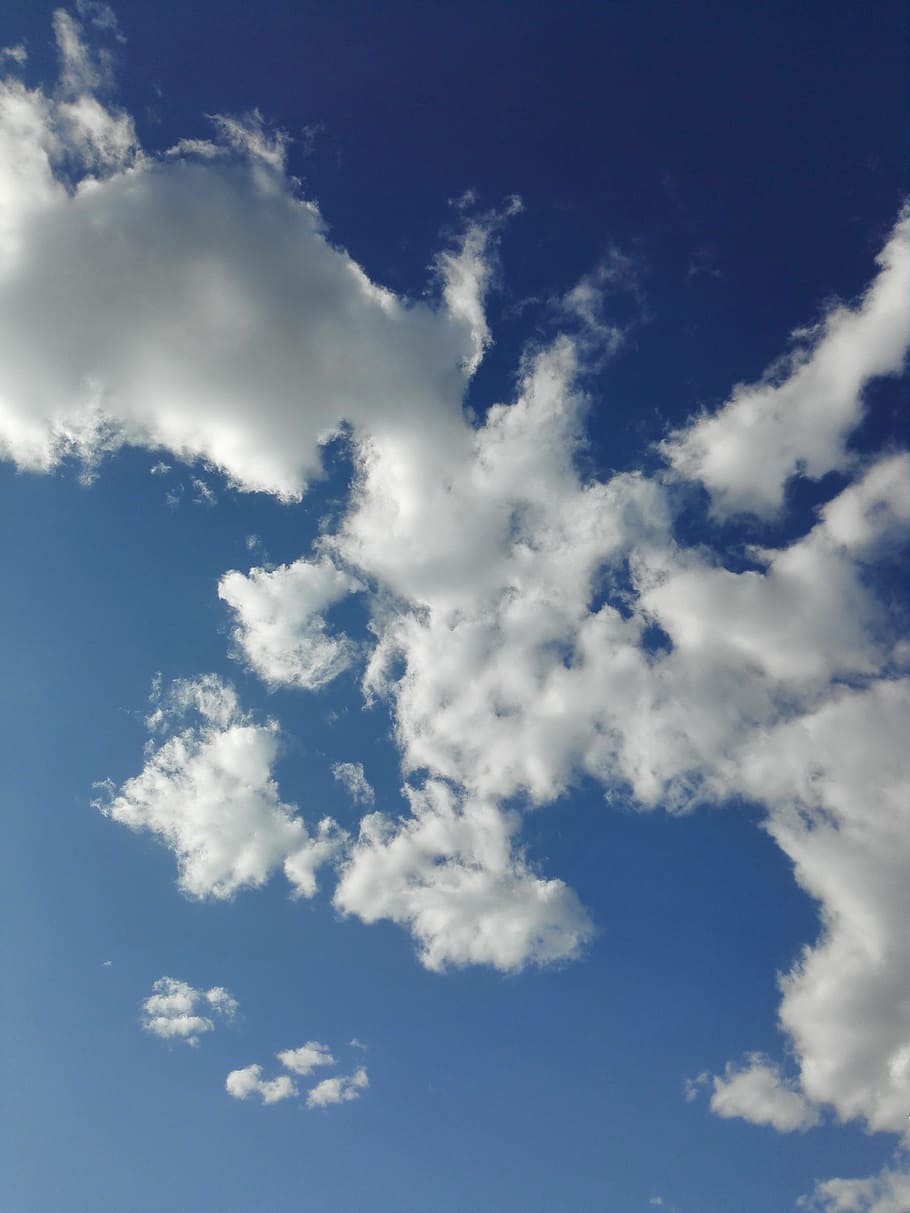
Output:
[1,4,908,1212]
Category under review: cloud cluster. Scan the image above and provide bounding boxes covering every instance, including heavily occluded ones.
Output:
[141,976,238,1046]
[3,10,909,1181]
[226,1042,367,1109]
[93,674,342,900]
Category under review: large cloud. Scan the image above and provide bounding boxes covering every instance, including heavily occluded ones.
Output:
[0,9,486,499]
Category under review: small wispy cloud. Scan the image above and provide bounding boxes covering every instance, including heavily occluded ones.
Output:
[331,762,375,807]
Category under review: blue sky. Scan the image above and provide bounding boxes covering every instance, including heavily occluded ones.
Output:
[0,4,908,1211]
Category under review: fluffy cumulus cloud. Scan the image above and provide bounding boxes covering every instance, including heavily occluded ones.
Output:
[276,1041,335,1076]
[306,1066,369,1109]
[800,1161,910,1213]
[93,674,342,899]
[225,1065,296,1105]
[3,7,910,1175]
[219,557,362,690]
[334,779,594,972]
[141,976,238,1046]
[661,211,908,518]
[0,9,483,497]
[708,1054,820,1132]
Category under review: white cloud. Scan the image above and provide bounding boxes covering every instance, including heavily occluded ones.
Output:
[276,1042,335,1076]
[0,45,27,68]
[661,208,908,517]
[4,13,910,1162]
[227,1042,365,1109]
[731,679,910,1136]
[219,558,362,690]
[141,976,238,1046]
[191,476,216,506]
[225,1064,297,1105]
[800,1161,910,1213]
[306,1066,368,1109]
[94,675,342,899]
[0,22,490,498]
[708,1054,821,1132]
[334,780,594,972]
[331,762,375,807]
[819,451,909,552]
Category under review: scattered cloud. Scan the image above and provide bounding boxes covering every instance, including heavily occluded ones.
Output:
[141,976,238,1046]
[276,1042,335,1077]
[306,1066,368,1109]
[649,1197,681,1213]
[225,1064,297,1105]
[662,210,908,517]
[334,779,594,972]
[0,45,27,68]
[708,1054,821,1133]
[683,1072,710,1103]
[331,762,375,807]
[227,1042,368,1110]
[191,477,216,506]
[799,1160,910,1213]
[93,674,342,899]
[219,558,362,691]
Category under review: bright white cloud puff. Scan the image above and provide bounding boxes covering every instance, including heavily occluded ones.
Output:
[141,976,238,1046]
[708,1054,821,1133]
[276,1042,336,1076]
[94,674,344,901]
[225,1064,297,1106]
[306,1067,369,1110]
